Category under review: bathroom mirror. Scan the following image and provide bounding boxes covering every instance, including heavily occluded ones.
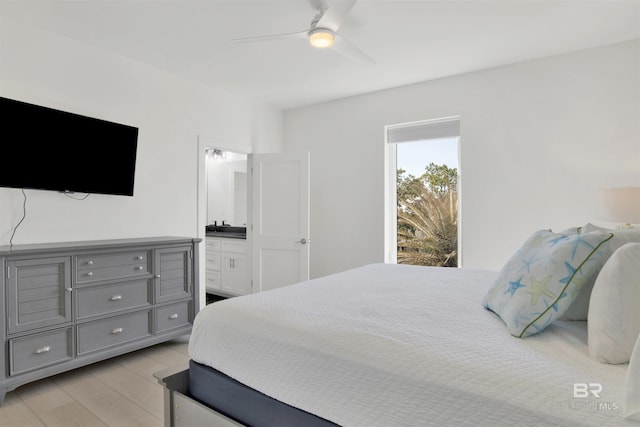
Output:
[206,149,247,226]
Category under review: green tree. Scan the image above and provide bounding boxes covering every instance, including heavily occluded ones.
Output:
[396,168,420,204]
[397,164,458,267]
[423,163,457,195]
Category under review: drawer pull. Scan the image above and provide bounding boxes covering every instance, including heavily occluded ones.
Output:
[87,260,94,265]
[136,256,144,260]
[136,266,144,271]
[110,327,124,335]
[169,313,179,320]
[87,272,94,277]
[34,346,52,354]
[109,295,123,301]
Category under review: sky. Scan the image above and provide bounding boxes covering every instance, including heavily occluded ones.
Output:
[396,137,459,178]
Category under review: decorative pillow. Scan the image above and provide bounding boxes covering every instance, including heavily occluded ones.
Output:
[483,229,613,338]
[557,226,583,235]
[588,243,640,364]
[555,224,587,319]
[562,223,640,320]
[625,333,640,420]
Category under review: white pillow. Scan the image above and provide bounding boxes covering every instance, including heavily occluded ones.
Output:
[588,242,640,364]
[561,224,640,320]
[625,333,640,420]
[583,224,640,256]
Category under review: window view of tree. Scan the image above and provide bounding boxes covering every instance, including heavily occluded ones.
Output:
[397,163,458,267]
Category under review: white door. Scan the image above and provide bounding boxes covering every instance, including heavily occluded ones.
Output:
[250,152,310,292]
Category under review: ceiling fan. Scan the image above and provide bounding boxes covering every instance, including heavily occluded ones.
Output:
[232,0,375,63]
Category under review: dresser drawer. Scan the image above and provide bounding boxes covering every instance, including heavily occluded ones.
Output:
[76,280,152,320]
[9,328,73,375]
[77,310,151,355]
[156,301,191,334]
[76,251,151,283]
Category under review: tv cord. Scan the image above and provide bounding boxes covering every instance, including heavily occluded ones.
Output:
[9,189,27,246]
[64,191,90,200]
[8,189,92,246]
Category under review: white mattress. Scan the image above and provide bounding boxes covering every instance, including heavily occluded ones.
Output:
[189,263,633,426]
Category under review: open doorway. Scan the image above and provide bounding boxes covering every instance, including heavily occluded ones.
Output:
[197,138,251,307]
[197,139,311,304]
[384,117,461,267]
[204,148,250,302]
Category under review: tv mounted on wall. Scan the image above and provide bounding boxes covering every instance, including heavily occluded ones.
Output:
[0,96,139,196]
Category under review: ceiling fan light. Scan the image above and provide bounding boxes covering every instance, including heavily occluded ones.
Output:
[309,29,334,48]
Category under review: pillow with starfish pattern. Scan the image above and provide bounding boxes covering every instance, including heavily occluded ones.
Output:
[483,228,613,338]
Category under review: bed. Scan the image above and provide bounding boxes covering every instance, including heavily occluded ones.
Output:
[157,222,640,426]
[156,249,640,426]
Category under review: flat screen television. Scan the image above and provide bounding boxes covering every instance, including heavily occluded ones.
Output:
[0,96,138,196]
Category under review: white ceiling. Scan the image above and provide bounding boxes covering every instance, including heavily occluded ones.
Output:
[3,0,639,110]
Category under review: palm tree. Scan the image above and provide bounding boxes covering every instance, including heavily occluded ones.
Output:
[397,166,458,267]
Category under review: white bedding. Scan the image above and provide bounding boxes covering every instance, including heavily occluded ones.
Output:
[189,263,633,426]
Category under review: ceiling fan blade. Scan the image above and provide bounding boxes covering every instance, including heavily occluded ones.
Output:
[316,0,357,32]
[232,30,308,44]
[333,33,376,64]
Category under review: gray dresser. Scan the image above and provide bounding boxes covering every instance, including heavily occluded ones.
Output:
[0,236,201,405]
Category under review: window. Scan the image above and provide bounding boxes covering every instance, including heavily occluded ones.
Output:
[384,117,461,266]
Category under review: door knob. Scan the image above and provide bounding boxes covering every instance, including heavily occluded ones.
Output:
[296,238,308,244]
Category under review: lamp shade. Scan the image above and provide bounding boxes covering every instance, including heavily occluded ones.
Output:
[597,187,640,225]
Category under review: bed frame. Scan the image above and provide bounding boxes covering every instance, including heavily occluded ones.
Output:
[155,364,243,427]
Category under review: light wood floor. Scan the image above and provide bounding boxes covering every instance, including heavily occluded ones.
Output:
[0,336,189,427]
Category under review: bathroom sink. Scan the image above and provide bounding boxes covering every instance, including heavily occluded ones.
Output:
[207,232,246,239]
[205,225,247,239]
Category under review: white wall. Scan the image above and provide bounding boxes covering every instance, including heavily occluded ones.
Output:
[0,22,282,246]
[284,40,640,278]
